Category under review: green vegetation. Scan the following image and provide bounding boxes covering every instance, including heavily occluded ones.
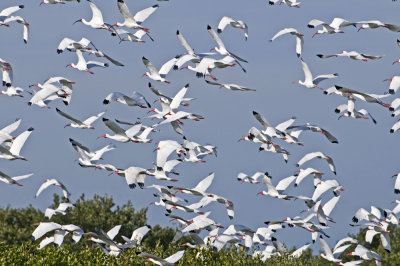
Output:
[0,194,399,265]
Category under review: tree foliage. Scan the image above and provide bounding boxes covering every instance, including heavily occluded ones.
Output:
[1,194,400,265]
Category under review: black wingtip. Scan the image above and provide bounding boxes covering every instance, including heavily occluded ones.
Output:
[28,127,34,131]
[102,117,109,122]
[391,129,395,133]
[185,83,189,88]
[316,54,323,58]
[142,56,147,60]
[252,111,258,115]
[207,25,211,30]
[104,63,109,67]
[19,5,24,8]
[129,183,136,189]
[176,30,180,35]
[152,5,159,8]
[103,99,110,105]
[56,108,60,111]
[271,237,277,241]
[334,109,340,113]
[217,29,222,33]
[332,140,339,144]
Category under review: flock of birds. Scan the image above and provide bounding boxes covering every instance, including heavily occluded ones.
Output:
[1,0,400,265]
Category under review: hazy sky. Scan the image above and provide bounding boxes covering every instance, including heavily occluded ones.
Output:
[1,0,400,251]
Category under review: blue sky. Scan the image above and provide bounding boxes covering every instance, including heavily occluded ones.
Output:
[1,0,400,251]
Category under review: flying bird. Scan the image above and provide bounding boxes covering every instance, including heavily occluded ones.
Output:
[205,80,255,91]
[73,1,111,31]
[35,178,71,198]
[56,108,105,129]
[270,28,303,57]
[142,56,177,83]
[114,1,158,32]
[207,25,248,63]
[294,59,338,89]
[317,51,383,62]
[103,91,151,108]
[217,16,248,40]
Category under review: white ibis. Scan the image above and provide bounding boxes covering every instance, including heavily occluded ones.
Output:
[205,80,255,91]
[103,91,150,108]
[67,50,108,74]
[35,178,70,198]
[3,15,29,43]
[207,25,247,63]
[297,151,336,175]
[0,170,32,186]
[0,58,13,87]
[73,1,111,31]
[317,51,383,62]
[142,56,177,83]
[137,250,185,266]
[308,18,356,37]
[44,203,74,219]
[217,16,248,40]
[294,59,338,89]
[114,1,158,32]
[56,108,105,129]
[0,5,24,26]
[270,28,303,57]
[0,127,34,161]
[0,86,23,97]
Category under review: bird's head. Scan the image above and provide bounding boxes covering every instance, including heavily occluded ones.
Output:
[97,134,107,139]
[73,19,83,24]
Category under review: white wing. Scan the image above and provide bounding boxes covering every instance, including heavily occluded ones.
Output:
[133,5,158,24]
[9,127,34,156]
[35,179,59,197]
[107,225,122,240]
[0,5,24,17]
[301,59,313,84]
[159,57,179,77]
[176,30,195,55]
[170,84,189,110]
[88,2,104,25]
[82,111,105,126]
[207,25,226,51]
[217,16,235,32]
[275,175,296,191]
[193,173,214,193]
[270,28,298,41]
